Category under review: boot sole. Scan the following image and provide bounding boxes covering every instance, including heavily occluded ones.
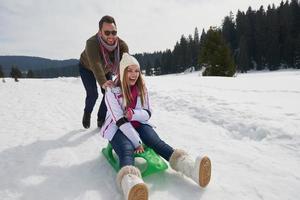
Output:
[128,183,148,200]
[199,156,211,187]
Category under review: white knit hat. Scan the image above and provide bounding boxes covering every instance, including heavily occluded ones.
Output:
[119,53,140,84]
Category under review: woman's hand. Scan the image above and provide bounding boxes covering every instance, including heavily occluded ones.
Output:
[125,108,133,121]
[134,145,144,154]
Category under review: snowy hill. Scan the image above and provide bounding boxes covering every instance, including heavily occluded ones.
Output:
[0,55,79,76]
[1,70,300,200]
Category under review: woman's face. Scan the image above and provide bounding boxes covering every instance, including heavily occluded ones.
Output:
[126,65,140,86]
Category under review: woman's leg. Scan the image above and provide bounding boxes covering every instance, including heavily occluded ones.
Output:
[110,129,135,168]
[112,129,148,199]
[136,124,174,161]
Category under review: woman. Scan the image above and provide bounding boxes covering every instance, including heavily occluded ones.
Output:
[100,53,211,200]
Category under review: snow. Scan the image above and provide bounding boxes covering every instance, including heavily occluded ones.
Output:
[1,70,300,200]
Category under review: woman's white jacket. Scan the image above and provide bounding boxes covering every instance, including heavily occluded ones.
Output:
[100,86,152,148]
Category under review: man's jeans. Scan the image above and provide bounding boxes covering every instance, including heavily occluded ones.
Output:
[79,64,112,121]
[110,124,174,168]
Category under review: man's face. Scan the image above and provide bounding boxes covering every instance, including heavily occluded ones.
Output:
[99,22,118,45]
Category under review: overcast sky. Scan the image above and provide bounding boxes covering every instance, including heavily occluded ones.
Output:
[0,0,284,60]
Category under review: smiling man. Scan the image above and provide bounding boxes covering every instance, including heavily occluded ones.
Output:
[79,15,129,129]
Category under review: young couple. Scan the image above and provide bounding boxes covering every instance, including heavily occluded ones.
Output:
[80,15,211,200]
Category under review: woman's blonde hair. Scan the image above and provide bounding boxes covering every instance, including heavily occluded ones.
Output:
[121,67,146,108]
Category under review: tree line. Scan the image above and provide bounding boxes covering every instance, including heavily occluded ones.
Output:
[223,0,300,72]
[135,0,300,75]
[135,27,204,75]
[0,56,79,79]
[1,0,299,79]
[0,63,79,80]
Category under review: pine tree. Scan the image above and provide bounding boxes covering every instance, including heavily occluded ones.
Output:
[254,6,268,69]
[179,35,188,71]
[199,27,236,77]
[27,70,35,78]
[290,0,300,66]
[295,35,300,69]
[144,60,150,76]
[192,27,201,69]
[198,29,207,68]
[172,42,181,73]
[236,10,251,70]
[222,11,237,51]
[290,0,300,38]
[237,36,251,72]
[194,27,200,44]
[154,58,161,75]
[236,10,247,42]
[0,65,4,78]
[245,6,256,69]
[278,1,294,66]
[266,5,280,70]
[161,49,173,74]
[187,34,194,68]
[10,65,22,81]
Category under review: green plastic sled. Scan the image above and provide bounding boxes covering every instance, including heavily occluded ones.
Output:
[102,143,168,177]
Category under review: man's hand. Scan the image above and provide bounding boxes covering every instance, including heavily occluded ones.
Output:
[102,80,114,89]
[134,145,144,154]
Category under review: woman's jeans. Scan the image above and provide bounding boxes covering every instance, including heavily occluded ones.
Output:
[79,64,112,121]
[110,124,174,168]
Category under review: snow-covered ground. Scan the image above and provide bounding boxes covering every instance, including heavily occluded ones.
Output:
[1,70,300,200]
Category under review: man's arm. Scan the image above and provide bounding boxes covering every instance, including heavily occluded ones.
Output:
[85,40,107,87]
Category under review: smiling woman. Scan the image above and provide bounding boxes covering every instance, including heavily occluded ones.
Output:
[100,53,212,200]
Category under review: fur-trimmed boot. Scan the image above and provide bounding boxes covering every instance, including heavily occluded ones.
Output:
[116,165,148,200]
[169,149,211,188]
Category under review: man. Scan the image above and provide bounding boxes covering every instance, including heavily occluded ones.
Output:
[79,15,129,129]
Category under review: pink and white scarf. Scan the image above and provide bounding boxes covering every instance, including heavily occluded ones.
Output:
[97,35,120,75]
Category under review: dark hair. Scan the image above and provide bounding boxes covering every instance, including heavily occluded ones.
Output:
[99,15,116,30]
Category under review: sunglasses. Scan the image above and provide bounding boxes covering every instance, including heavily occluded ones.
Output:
[103,30,117,36]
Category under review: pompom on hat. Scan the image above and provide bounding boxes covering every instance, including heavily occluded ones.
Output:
[119,53,140,83]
